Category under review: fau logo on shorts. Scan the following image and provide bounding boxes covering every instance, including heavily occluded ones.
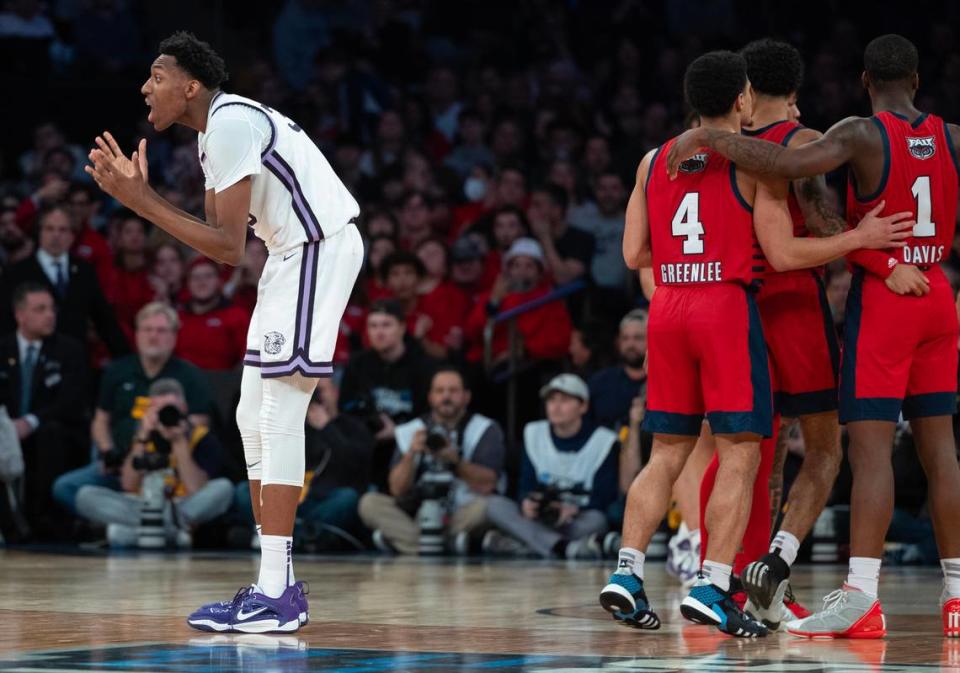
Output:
[907,136,936,160]
[679,153,709,174]
[263,331,286,355]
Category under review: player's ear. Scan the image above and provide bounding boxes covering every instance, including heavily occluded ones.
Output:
[184,79,202,101]
[861,71,870,91]
[912,72,920,93]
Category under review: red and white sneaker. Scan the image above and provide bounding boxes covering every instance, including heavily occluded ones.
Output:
[942,596,960,638]
[786,585,886,639]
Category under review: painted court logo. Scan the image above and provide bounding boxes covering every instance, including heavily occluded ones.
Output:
[263,331,286,355]
[679,153,709,173]
[907,136,935,159]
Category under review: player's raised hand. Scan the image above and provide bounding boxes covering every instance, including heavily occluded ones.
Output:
[665,127,708,179]
[85,132,150,211]
[885,263,930,297]
[853,200,915,249]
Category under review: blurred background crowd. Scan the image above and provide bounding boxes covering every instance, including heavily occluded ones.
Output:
[0,0,958,564]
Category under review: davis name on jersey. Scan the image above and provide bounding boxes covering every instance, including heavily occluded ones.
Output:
[198,92,359,254]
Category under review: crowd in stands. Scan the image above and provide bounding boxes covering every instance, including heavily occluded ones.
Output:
[0,0,959,561]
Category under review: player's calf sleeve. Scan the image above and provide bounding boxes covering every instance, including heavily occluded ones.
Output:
[237,366,264,481]
[259,374,315,487]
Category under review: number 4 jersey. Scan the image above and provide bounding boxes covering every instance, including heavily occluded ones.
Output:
[198,92,360,255]
[646,139,760,288]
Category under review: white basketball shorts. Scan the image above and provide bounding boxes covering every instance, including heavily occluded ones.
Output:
[243,221,363,378]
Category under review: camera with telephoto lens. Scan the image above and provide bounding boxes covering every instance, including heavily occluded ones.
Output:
[132,404,183,471]
[529,483,589,527]
[424,424,449,453]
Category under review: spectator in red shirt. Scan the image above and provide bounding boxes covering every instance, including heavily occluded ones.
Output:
[449,165,528,241]
[381,251,464,360]
[416,238,470,353]
[108,214,159,342]
[176,257,250,370]
[464,237,572,365]
[65,183,112,288]
[0,200,34,266]
[481,205,530,288]
[449,235,490,303]
[396,190,434,251]
[151,242,187,307]
[365,235,396,303]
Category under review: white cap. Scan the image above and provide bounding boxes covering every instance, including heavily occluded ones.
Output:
[539,373,589,402]
[503,237,545,268]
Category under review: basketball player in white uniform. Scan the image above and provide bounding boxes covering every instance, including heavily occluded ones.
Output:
[87,32,362,633]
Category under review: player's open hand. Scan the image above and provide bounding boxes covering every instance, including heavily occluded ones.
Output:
[665,127,709,179]
[853,200,915,250]
[85,132,150,211]
[885,263,930,297]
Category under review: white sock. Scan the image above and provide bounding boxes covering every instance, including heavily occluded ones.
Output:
[942,558,960,598]
[688,528,701,548]
[770,530,801,566]
[618,547,645,579]
[258,535,294,598]
[702,560,732,592]
[846,557,881,598]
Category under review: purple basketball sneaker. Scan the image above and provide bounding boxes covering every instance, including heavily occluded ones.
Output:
[187,586,254,632]
[230,584,303,633]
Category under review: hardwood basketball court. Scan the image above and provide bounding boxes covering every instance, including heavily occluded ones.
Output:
[0,549,953,671]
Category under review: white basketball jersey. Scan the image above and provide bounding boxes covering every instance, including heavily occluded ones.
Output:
[198,92,359,254]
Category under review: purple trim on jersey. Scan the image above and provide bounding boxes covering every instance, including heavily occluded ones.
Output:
[264,151,324,241]
[263,154,322,241]
[209,101,278,158]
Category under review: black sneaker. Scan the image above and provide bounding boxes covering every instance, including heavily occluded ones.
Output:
[681,575,769,638]
[742,551,791,630]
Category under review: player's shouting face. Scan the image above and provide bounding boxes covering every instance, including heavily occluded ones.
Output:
[141,55,195,132]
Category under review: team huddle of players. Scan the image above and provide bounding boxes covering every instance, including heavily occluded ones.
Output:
[600,34,960,640]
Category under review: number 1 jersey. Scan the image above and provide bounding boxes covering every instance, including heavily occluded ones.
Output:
[646,139,760,287]
[846,110,958,267]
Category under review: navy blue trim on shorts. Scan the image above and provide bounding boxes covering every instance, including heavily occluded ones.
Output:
[645,144,663,194]
[902,392,957,419]
[643,410,703,436]
[729,162,753,213]
[706,291,773,436]
[775,389,838,417]
[853,117,890,203]
[839,269,900,423]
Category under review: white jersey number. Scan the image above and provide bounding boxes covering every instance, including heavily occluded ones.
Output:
[672,193,705,254]
[911,175,936,238]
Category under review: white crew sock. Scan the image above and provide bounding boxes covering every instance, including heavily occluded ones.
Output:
[258,535,294,598]
[618,547,645,579]
[702,560,732,592]
[942,558,960,599]
[846,556,881,598]
[770,530,801,566]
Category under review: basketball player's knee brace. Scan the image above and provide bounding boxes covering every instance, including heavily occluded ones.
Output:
[259,375,314,487]
[236,368,264,481]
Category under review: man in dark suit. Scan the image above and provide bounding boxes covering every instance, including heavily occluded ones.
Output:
[0,282,88,539]
[0,205,128,356]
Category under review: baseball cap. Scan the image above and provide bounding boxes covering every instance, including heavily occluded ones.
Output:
[503,237,545,268]
[539,373,589,402]
[450,236,485,262]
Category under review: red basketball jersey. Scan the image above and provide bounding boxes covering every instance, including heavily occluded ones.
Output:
[647,138,759,287]
[744,120,808,239]
[846,111,959,267]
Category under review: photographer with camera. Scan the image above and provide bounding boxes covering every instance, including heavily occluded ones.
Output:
[484,374,619,559]
[74,379,232,547]
[359,366,505,554]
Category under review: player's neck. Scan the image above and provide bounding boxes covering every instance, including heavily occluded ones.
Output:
[699,114,740,135]
[182,89,219,133]
[870,91,921,120]
[747,97,790,129]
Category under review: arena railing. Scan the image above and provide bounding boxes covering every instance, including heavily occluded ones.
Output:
[482,279,586,441]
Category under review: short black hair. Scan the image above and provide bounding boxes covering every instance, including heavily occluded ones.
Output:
[864,34,919,83]
[380,251,425,282]
[13,281,52,309]
[741,39,803,97]
[431,364,469,390]
[158,31,229,89]
[533,183,569,213]
[368,298,406,323]
[683,51,748,118]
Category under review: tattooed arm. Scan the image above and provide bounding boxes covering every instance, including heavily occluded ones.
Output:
[666,117,871,179]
